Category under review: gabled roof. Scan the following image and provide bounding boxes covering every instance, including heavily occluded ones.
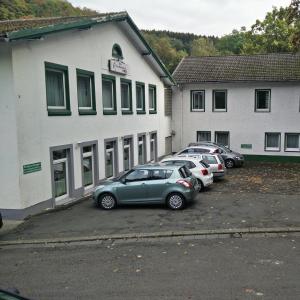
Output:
[0,12,174,85]
[173,53,300,84]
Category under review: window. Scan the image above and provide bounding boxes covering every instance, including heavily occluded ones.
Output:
[150,132,157,162]
[285,133,300,152]
[52,149,69,199]
[191,90,205,112]
[102,75,116,114]
[136,82,145,114]
[105,140,118,178]
[149,85,157,113]
[77,69,96,115]
[255,89,271,112]
[265,133,281,151]
[202,155,218,165]
[215,131,229,147]
[197,131,211,142]
[151,169,173,180]
[213,90,227,112]
[112,43,123,59]
[82,146,93,187]
[126,169,149,182]
[138,134,146,164]
[123,137,133,171]
[45,62,71,116]
[121,79,132,114]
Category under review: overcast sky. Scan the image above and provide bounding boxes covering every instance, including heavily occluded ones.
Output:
[69,0,292,36]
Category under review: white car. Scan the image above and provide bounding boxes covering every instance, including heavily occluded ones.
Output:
[160,156,213,191]
[176,153,226,179]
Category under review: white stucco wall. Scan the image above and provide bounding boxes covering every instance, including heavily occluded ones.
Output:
[5,22,171,210]
[0,46,21,209]
[172,82,300,155]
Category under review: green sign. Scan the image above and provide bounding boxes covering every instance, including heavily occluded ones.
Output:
[23,162,42,174]
[241,144,252,149]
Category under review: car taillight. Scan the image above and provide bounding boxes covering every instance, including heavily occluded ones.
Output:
[218,164,223,170]
[176,179,192,189]
[201,169,208,176]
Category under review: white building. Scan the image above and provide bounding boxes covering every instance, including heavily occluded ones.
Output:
[0,13,174,219]
[172,54,300,161]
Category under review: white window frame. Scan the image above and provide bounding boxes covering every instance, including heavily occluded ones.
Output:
[213,90,227,112]
[82,146,94,189]
[149,86,156,111]
[121,81,131,111]
[46,68,67,110]
[103,78,115,111]
[265,132,281,152]
[285,133,300,152]
[138,135,146,164]
[78,74,93,110]
[136,84,145,111]
[255,89,271,112]
[53,157,69,201]
[191,90,205,112]
[123,140,131,171]
[215,131,230,148]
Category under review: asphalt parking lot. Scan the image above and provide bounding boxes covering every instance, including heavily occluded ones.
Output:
[1,161,299,242]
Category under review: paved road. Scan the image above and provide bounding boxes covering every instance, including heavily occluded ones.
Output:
[0,236,299,300]
[1,189,299,241]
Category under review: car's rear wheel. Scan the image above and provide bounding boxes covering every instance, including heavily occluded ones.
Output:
[98,193,116,210]
[225,159,235,168]
[197,179,204,192]
[166,193,185,210]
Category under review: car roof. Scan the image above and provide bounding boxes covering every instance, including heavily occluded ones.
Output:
[134,163,183,170]
[185,144,218,150]
[161,156,201,163]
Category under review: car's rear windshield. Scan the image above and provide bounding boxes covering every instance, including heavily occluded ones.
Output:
[179,166,192,178]
[202,155,217,164]
[200,160,210,168]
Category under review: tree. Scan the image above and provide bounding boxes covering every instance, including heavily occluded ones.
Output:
[190,37,219,56]
[242,2,300,54]
[216,27,247,55]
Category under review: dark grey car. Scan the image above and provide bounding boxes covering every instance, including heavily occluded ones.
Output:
[188,142,244,168]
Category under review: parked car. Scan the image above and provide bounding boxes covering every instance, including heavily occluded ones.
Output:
[188,142,244,168]
[177,145,220,155]
[0,289,32,299]
[93,164,199,210]
[176,153,226,179]
[160,156,213,191]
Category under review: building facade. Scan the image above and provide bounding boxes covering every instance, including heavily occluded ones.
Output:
[172,54,300,160]
[0,13,174,219]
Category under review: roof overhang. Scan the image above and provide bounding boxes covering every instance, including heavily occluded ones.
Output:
[1,13,175,86]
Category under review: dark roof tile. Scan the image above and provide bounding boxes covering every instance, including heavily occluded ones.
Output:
[173,53,300,83]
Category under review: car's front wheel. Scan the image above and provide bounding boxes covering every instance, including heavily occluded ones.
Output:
[98,193,116,210]
[225,159,235,168]
[166,193,185,210]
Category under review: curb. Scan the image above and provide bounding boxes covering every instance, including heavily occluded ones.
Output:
[1,227,300,246]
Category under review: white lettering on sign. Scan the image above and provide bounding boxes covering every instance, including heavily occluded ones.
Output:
[109,59,128,75]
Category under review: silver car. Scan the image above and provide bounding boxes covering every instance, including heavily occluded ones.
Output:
[188,142,244,168]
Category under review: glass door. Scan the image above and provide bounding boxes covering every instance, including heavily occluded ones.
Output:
[105,142,115,178]
[83,146,94,188]
[53,149,69,202]
[123,139,131,171]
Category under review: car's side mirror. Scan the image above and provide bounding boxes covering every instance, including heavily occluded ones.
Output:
[120,177,127,184]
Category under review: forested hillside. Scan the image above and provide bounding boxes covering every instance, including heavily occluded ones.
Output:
[0,0,299,73]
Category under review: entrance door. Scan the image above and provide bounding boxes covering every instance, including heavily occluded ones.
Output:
[82,146,94,189]
[105,141,117,178]
[150,132,157,162]
[123,138,132,171]
[53,149,69,203]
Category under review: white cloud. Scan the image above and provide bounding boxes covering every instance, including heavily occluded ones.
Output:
[69,0,292,36]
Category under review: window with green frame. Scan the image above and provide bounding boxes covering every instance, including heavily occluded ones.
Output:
[45,62,71,116]
[102,74,117,115]
[121,79,132,114]
[136,82,145,114]
[77,69,96,115]
[149,84,157,114]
